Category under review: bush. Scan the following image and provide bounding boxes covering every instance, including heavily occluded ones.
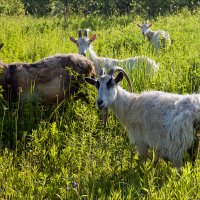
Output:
[0,0,25,16]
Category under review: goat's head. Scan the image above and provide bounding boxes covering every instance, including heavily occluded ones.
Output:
[69,29,96,56]
[137,22,152,36]
[85,66,132,110]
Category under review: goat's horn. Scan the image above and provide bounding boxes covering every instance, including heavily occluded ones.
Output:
[77,30,82,38]
[100,68,106,76]
[84,29,90,37]
[108,66,132,92]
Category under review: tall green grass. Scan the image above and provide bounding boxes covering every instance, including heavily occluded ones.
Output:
[0,8,200,199]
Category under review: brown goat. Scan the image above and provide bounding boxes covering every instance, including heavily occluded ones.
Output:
[0,53,96,105]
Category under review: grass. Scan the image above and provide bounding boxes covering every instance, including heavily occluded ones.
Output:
[0,8,200,199]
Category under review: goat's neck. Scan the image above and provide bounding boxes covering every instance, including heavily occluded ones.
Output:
[88,45,107,73]
[146,29,155,41]
[109,86,136,126]
[88,45,99,60]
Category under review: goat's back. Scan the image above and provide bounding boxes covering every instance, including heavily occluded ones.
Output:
[36,53,96,78]
[2,53,96,104]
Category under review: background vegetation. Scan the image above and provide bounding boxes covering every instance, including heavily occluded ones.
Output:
[0,6,200,200]
[0,0,199,17]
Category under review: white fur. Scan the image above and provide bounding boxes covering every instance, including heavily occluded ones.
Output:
[88,45,159,75]
[70,30,159,75]
[138,22,171,50]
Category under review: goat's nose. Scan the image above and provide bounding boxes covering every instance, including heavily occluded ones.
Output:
[97,99,103,108]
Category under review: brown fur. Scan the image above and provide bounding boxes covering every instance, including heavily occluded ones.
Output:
[1,53,96,104]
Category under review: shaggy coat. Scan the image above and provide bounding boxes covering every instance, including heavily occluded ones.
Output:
[0,53,96,104]
[110,89,200,168]
[85,68,200,170]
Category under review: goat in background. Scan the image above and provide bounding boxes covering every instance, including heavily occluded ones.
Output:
[137,21,171,51]
[70,29,159,75]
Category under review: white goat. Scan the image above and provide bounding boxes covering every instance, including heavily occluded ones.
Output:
[70,29,159,75]
[137,22,171,50]
[85,67,200,171]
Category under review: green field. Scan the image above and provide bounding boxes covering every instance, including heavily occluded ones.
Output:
[0,8,200,199]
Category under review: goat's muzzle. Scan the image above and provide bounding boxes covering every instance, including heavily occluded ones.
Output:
[97,99,105,110]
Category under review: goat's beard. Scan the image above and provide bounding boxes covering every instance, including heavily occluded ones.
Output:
[102,107,108,128]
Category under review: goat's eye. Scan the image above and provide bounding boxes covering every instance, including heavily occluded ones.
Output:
[96,81,100,89]
[107,78,113,89]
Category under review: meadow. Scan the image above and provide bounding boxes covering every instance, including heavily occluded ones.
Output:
[0,8,200,199]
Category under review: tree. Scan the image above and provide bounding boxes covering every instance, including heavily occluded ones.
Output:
[22,0,51,15]
[0,0,25,15]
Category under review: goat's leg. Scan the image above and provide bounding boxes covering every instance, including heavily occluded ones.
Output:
[153,153,160,167]
[187,136,199,165]
[137,144,148,164]
[161,38,166,48]
[171,158,183,174]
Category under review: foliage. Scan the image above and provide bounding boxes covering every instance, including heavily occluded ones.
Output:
[0,0,25,15]
[0,0,200,17]
[22,0,51,15]
[0,9,200,199]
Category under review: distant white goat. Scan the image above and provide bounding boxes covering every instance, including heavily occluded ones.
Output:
[85,67,200,171]
[70,29,159,75]
[137,22,171,50]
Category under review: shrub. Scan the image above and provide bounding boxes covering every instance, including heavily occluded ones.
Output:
[0,0,25,16]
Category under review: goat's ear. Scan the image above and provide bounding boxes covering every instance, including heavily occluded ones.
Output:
[89,34,96,42]
[69,36,77,43]
[148,23,152,28]
[137,23,142,28]
[115,72,124,84]
[85,77,97,86]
